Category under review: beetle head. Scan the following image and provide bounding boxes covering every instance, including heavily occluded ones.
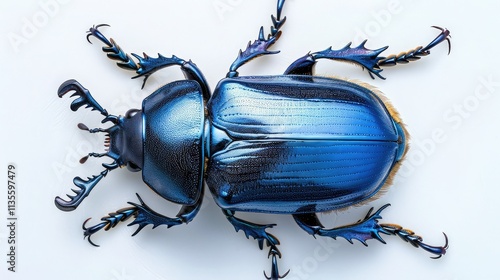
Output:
[56,79,148,211]
[79,108,143,172]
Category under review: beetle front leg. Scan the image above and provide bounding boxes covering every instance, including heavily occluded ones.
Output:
[86,24,139,71]
[86,25,210,99]
[82,192,202,247]
[131,54,210,100]
[293,204,448,259]
[223,210,289,279]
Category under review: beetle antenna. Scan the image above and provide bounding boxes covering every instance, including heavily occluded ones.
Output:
[78,123,108,134]
[76,122,121,166]
[79,152,110,164]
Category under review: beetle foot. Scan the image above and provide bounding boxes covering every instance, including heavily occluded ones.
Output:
[423,26,451,55]
[86,24,138,71]
[378,26,451,68]
[82,206,138,247]
[264,248,290,280]
[380,224,449,259]
[82,219,107,247]
[86,24,111,45]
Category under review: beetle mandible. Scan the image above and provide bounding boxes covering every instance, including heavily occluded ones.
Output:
[55,0,450,278]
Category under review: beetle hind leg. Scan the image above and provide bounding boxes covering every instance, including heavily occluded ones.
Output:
[293,204,448,259]
[222,210,289,279]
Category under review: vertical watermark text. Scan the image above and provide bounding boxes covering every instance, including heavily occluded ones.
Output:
[6,164,17,273]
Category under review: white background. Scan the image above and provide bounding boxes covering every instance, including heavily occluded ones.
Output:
[0,0,499,279]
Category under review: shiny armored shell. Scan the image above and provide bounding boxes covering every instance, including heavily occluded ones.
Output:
[206,75,406,213]
[141,75,406,213]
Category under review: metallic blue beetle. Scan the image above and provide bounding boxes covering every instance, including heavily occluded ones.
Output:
[55,1,450,278]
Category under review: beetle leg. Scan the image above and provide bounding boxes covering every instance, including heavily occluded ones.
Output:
[58,79,118,122]
[284,43,388,78]
[285,27,450,79]
[82,192,203,247]
[293,204,448,259]
[86,25,210,99]
[86,24,139,71]
[223,210,289,279]
[55,169,110,212]
[131,54,211,100]
[226,0,287,78]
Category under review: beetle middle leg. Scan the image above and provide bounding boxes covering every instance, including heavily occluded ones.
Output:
[223,210,289,279]
[82,191,203,247]
[293,204,448,258]
[226,0,287,78]
[284,26,451,79]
